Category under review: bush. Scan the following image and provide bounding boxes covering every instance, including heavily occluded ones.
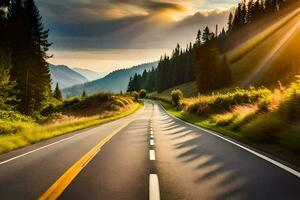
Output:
[278,126,300,152]
[131,91,139,101]
[186,87,272,116]
[278,81,300,122]
[114,99,126,108]
[0,110,35,134]
[243,113,284,142]
[0,110,33,122]
[139,89,147,98]
[41,104,57,116]
[171,89,183,106]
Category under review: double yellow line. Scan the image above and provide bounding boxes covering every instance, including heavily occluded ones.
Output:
[39,120,134,200]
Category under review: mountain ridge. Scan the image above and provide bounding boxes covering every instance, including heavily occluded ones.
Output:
[49,64,88,89]
[63,61,159,96]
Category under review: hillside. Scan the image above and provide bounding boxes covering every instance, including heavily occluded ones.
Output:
[73,68,107,81]
[229,7,300,87]
[155,6,300,98]
[49,64,88,89]
[63,61,158,96]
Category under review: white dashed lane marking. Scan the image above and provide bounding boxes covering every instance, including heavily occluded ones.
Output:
[149,150,156,160]
[149,174,161,200]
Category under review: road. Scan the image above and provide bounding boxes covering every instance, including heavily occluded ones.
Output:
[0,100,299,200]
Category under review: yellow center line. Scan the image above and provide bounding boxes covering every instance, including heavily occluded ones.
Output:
[39,120,135,200]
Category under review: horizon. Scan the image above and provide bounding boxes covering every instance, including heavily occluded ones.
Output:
[37,0,239,72]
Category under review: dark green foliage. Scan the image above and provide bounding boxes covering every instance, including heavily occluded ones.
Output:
[156,42,195,92]
[42,93,114,115]
[0,110,32,122]
[243,114,283,142]
[131,91,139,101]
[171,89,183,106]
[127,67,156,92]
[82,90,87,98]
[53,83,62,100]
[194,29,232,92]
[229,0,285,33]
[139,89,147,99]
[0,0,52,115]
[0,46,17,111]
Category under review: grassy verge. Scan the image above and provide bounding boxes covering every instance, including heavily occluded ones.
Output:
[161,102,246,141]
[0,103,141,155]
[160,101,300,169]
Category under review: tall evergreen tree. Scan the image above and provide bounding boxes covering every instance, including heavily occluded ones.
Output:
[82,90,87,98]
[195,30,202,47]
[53,82,62,100]
[0,50,17,110]
[227,12,233,32]
[6,0,51,114]
[24,0,51,108]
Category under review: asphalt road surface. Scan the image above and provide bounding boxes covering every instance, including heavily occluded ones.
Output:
[0,101,299,200]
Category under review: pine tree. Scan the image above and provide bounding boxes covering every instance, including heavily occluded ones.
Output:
[0,50,17,110]
[6,0,51,114]
[7,0,36,114]
[195,30,202,47]
[24,0,51,109]
[227,12,233,32]
[53,82,62,100]
[202,27,213,43]
[81,90,87,98]
[127,77,133,92]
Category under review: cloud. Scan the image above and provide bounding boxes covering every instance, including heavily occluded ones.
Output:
[36,0,235,50]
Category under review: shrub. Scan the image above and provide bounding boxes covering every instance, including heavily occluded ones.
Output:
[242,113,284,142]
[131,91,139,101]
[139,89,147,98]
[0,110,35,134]
[278,80,300,122]
[171,89,183,106]
[114,99,126,108]
[0,110,33,122]
[41,104,57,116]
[278,126,300,152]
[62,97,81,108]
[186,87,272,116]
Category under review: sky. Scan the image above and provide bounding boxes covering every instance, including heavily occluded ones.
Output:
[36,0,239,73]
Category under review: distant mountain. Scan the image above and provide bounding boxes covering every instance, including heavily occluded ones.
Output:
[49,64,88,89]
[63,61,158,96]
[73,68,107,81]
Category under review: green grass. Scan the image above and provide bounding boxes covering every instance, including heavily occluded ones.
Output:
[160,101,246,142]
[0,103,142,154]
[158,78,300,167]
[161,101,300,167]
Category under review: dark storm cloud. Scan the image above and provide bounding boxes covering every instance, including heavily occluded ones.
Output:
[36,0,232,50]
[109,0,186,11]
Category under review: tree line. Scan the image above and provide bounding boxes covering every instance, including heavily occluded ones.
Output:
[127,67,156,93]
[0,0,51,115]
[130,0,289,94]
[228,0,286,33]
